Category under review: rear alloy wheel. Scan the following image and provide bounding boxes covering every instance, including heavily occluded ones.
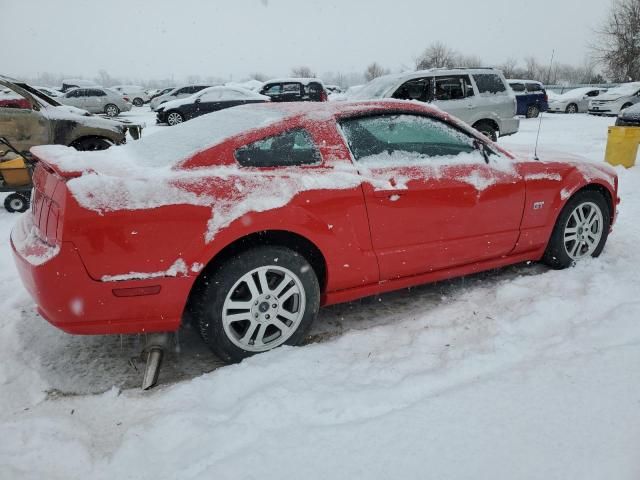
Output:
[4,193,29,213]
[166,111,184,126]
[565,103,578,114]
[132,97,144,107]
[526,104,540,118]
[104,104,120,117]
[543,191,610,269]
[197,246,320,363]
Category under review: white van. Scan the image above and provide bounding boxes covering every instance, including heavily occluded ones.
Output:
[349,68,519,141]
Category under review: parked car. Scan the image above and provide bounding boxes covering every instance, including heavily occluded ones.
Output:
[325,84,344,94]
[259,78,328,102]
[58,87,132,117]
[0,76,141,153]
[547,87,608,113]
[13,100,617,364]
[156,86,270,125]
[149,85,212,111]
[508,80,549,118]
[35,86,63,98]
[148,87,174,101]
[60,79,100,93]
[614,102,640,126]
[350,68,518,141]
[110,85,150,107]
[588,82,640,116]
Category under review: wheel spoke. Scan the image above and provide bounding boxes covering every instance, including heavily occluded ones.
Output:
[272,274,292,297]
[225,312,252,324]
[225,300,253,311]
[270,317,291,333]
[253,323,268,346]
[575,206,586,223]
[240,321,259,343]
[245,277,260,300]
[277,309,298,322]
[278,285,299,303]
[569,211,581,226]
[585,207,597,226]
[257,269,269,294]
[569,241,581,257]
[564,233,578,242]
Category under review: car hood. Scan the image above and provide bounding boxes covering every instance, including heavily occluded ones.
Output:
[41,104,142,137]
[594,92,625,101]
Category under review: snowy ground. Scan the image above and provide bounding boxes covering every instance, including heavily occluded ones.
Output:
[1,109,640,479]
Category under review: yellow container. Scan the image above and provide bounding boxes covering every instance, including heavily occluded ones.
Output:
[605,126,640,168]
[0,156,31,187]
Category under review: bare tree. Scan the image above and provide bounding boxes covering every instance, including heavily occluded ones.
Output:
[248,72,269,82]
[523,56,540,79]
[364,62,389,81]
[593,0,640,81]
[498,58,519,78]
[456,54,483,68]
[415,42,457,70]
[290,66,316,78]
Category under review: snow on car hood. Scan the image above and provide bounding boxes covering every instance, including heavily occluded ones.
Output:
[41,104,125,133]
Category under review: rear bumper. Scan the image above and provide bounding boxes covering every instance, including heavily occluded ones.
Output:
[499,117,520,137]
[11,214,193,335]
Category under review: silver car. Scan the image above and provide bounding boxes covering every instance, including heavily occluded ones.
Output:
[349,68,518,141]
[548,87,608,114]
[149,85,212,111]
[58,87,132,116]
[588,82,640,116]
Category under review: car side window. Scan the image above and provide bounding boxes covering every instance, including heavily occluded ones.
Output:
[262,84,282,95]
[283,83,301,95]
[434,76,470,101]
[340,114,476,163]
[392,77,432,102]
[509,83,525,92]
[67,89,84,98]
[87,89,106,97]
[586,90,600,97]
[526,83,542,92]
[235,129,321,167]
[200,90,222,102]
[473,73,507,94]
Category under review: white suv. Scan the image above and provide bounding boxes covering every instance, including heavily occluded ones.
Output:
[349,68,518,141]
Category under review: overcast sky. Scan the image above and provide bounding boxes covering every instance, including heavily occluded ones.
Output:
[1,0,612,83]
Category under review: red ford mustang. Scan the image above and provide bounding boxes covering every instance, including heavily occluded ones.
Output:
[12,100,618,362]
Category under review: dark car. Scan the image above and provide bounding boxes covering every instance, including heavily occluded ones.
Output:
[259,78,328,102]
[156,86,270,126]
[615,102,640,126]
[508,80,549,118]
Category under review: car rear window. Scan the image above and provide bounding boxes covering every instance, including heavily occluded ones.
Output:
[473,73,507,94]
[526,83,543,92]
[509,82,525,92]
[235,128,321,167]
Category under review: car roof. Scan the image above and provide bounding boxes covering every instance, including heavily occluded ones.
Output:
[263,78,325,86]
[508,79,543,85]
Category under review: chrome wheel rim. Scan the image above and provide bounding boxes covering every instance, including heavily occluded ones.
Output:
[567,104,577,114]
[167,113,183,126]
[133,98,143,107]
[564,201,604,260]
[105,105,118,116]
[222,265,306,352]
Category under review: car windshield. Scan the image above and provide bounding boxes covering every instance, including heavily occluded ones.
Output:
[349,75,402,100]
[556,87,591,99]
[605,83,640,96]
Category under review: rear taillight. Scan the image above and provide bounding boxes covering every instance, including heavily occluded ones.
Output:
[320,90,328,102]
[123,96,130,102]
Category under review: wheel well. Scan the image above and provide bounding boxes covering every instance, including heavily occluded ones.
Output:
[184,230,327,320]
[69,136,114,149]
[472,119,499,133]
[575,183,614,219]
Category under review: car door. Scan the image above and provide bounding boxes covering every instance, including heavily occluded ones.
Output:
[85,88,106,112]
[281,82,303,102]
[192,89,222,118]
[62,88,85,108]
[339,113,525,279]
[580,89,602,111]
[430,75,475,122]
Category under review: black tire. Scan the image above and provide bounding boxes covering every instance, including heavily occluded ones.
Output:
[104,104,120,117]
[566,103,578,114]
[473,122,498,142]
[132,97,144,107]
[542,190,610,269]
[4,193,29,213]
[73,137,113,151]
[196,246,320,363]
[526,104,540,118]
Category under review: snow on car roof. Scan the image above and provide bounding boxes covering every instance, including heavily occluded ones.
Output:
[263,78,325,86]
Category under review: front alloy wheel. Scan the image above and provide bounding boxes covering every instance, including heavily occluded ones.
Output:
[563,201,604,260]
[543,190,610,269]
[167,112,184,126]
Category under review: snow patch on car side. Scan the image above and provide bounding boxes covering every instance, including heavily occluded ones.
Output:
[101,259,188,282]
